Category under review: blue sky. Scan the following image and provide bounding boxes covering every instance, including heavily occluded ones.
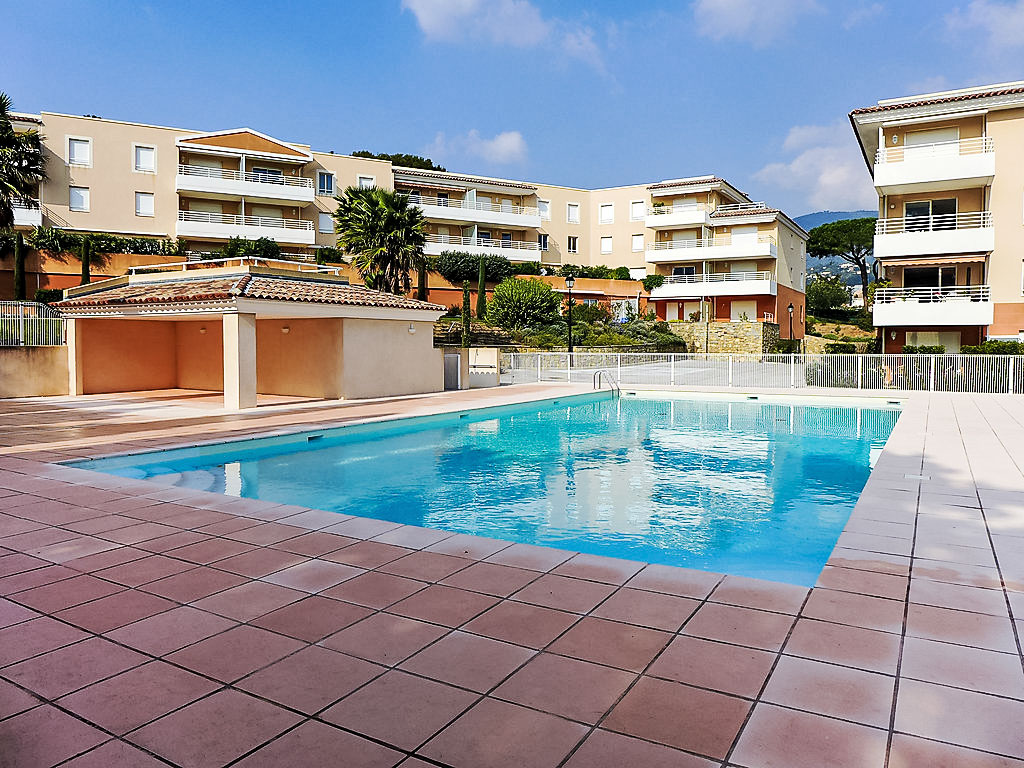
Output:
[3,0,1023,215]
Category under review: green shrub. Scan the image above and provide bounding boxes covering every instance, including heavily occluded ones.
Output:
[824,341,857,354]
[960,340,1024,355]
[515,261,543,275]
[435,251,515,285]
[487,278,560,329]
[569,302,612,323]
[314,245,347,264]
[28,226,183,256]
[807,274,851,315]
[612,266,632,280]
[903,344,945,354]
[34,288,64,304]
[773,338,802,354]
[642,274,665,292]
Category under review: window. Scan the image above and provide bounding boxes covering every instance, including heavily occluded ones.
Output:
[600,236,612,254]
[357,175,375,189]
[133,145,156,173]
[631,234,644,252]
[69,186,90,212]
[599,203,614,224]
[437,192,449,206]
[566,202,580,224]
[317,171,334,196]
[567,236,578,254]
[480,230,492,241]
[68,138,92,167]
[905,198,957,231]
[538,233,549,251]
[501,232,513,244]
[134,192,154,217]
[538,199,551,220]
[630,200,645,221]
[318,213,334,233]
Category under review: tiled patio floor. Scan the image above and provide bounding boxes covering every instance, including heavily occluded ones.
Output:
[1,385,1023,767]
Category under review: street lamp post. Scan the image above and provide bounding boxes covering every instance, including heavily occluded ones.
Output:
[565,275,576,358]
[787,302,794,342]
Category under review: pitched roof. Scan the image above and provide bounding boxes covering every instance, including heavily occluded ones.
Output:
[647,176,725,191]
[392,167,537,191]
[850,83,1024,115]
[710,207,781,218]
[55,271,445,312]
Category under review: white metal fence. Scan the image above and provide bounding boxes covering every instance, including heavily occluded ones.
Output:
[0,302,66,347]
[500,352,1024,394]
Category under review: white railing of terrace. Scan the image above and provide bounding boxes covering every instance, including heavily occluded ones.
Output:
[425,234,540,251]
[715,202,769,213]
[500,352,1024,394]
[0,301,65,347]
[177,210,315,231]
[410,195,539,217]
[127,256,344,275]
[874,136,994,164]
[648,233,776,251]
[874,286,991,304]
[661,271,774,285]
[177,164,314,189]
[646,202,707,216]
[875,211,992,235]
[12,198,40,210]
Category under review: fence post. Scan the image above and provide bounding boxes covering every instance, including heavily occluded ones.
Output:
[790,355,795,388]
[929,356,935,391]
[857,356,863,390]
[670,354,676,386]
[617,354,622,381]
[19,304,25,347]
[1009,357,1015,395]
[566,352,571,382]
[728,355,733,387]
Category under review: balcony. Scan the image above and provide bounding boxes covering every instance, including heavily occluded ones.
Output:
[872,285,993,327]
[411,195,541,229]
[176,165,315,204]
[873,138,995,194]
[874,212,994,258]
[12,200,42,228]
[645,202,710,229]
[646,234,777,264]
[176,210,315,245]
[650,271,777,299]
[423,234,540,262]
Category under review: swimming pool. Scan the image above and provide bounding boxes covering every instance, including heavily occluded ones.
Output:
[71,392,900,586]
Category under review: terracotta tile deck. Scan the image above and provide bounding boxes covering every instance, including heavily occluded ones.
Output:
[1,385,1023,766]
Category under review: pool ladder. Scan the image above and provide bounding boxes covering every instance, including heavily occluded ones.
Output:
[593,369,621,397]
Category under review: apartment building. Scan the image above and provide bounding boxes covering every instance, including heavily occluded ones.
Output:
[9,110,807,337]
[851,80,1024,352]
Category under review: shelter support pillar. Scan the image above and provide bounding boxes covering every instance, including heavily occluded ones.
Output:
[67,318,85,396]
[223,312,257,410]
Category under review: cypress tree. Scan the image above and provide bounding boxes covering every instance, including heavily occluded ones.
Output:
[79,238,92,285]
[476,257,486,319]
[461,280,471,348]
[12,232,26,301]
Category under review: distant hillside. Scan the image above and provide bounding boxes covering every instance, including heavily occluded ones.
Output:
[798,211,879,287]
[795,210,876,230]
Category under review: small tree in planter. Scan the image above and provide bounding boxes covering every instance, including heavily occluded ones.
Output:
[461,280,471,348]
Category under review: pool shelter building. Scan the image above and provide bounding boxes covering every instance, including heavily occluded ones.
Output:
[53,261,447,409]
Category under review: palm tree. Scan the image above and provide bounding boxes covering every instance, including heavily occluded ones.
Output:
[0,92,47,230]
[332,185,426,295]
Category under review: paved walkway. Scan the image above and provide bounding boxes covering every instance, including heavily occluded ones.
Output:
[1,386,1023,767]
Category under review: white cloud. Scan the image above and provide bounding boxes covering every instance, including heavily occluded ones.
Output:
[426,129,528,165]
[754,123,877,213]
[401,0,605,69]
[843,2,884,29]
[947,0,1024,49]
[692,0,818,46]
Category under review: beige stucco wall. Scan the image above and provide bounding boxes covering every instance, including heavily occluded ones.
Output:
[586,183,652,269]
[175,319,224,391]
[341,318,442,399]
[310,153,394,248]
[986,107,1024,316]
[0,346,69,398]
[256,318,344,398]
[775,222,807,292]
[77,318,178,393]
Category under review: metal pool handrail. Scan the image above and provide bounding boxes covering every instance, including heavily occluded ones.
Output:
[594,369,621,396]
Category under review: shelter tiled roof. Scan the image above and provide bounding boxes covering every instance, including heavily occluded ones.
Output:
[850,84,1024,115]
[55,272,445,312]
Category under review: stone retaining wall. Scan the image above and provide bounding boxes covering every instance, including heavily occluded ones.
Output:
[667,321,780,354]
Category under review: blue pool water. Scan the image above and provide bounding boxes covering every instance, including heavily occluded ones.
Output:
[71,393,900,586]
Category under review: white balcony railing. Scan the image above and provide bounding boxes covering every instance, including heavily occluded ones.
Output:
[425,234,539,251]
[715,202,769,213]
[874,285,991,304]
[177,210,314,231]
[647,202,707,216]
[411,195,538,217]
[12,199,42,227]
[875,137,994,164]
[875,211,992,235]
[648,233,776,251]
[662,271,774,285]
[178,164,313,189]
